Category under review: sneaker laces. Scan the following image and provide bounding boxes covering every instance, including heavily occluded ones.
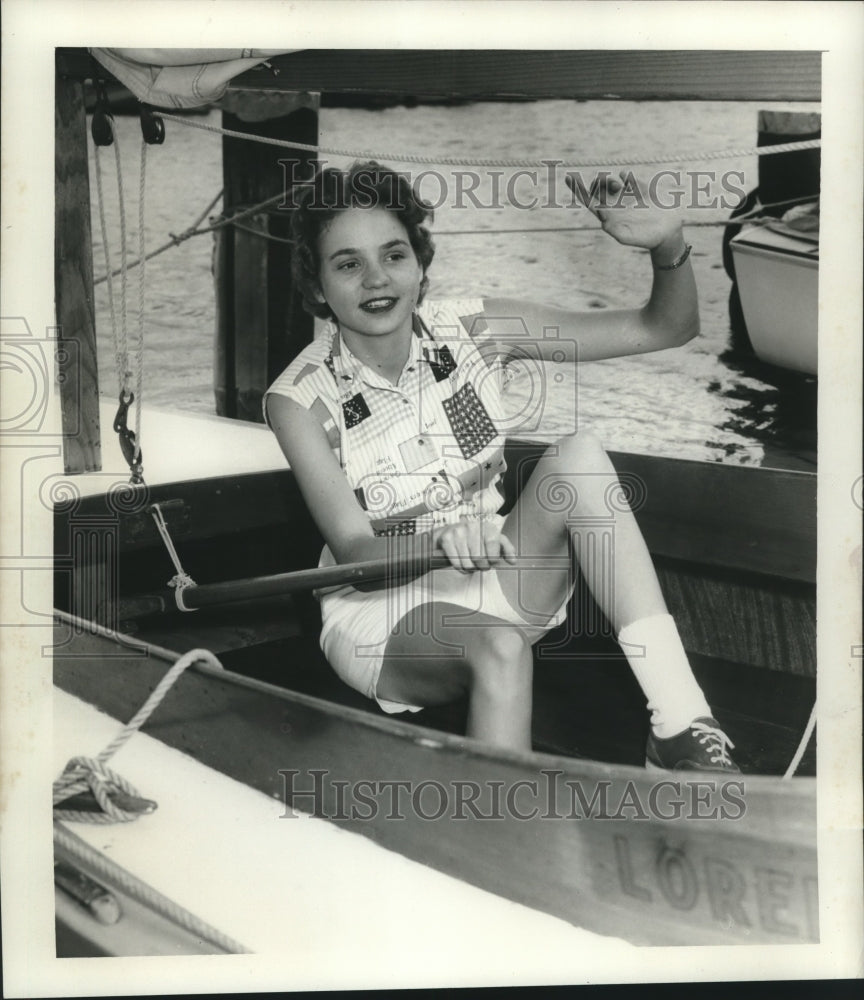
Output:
[691,721,735,765]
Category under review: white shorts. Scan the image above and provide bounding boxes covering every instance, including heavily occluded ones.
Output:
[319,561,571,714]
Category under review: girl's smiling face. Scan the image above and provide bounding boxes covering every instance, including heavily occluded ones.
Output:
[316,207,424,342]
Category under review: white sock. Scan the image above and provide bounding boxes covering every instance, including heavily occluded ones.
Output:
[617,613,712,739]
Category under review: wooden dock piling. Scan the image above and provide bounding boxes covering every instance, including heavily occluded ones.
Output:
[55,52,102,473]
[215,97,318,421]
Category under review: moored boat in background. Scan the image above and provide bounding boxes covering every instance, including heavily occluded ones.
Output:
[724,109,821,375]
[730,211,819,375]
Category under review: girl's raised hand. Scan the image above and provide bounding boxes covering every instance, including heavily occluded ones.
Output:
[566,170,684,254]
[432,520,517,573]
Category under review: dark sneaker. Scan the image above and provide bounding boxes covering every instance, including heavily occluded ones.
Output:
[646,717,740,772]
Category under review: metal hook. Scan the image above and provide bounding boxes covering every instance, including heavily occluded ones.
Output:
[113,391,144,484]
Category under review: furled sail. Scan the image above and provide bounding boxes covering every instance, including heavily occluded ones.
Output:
[89,48,298,109]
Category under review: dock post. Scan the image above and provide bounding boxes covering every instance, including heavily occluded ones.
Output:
[55,53,101,473]
[215,95,318,421]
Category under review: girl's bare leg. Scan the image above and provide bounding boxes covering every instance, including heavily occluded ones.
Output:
[377,431,732,767]
[378,603,533,751]
[497,431,722,754]
[498,429,666,632]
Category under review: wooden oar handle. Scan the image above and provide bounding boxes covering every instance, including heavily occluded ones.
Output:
[120,553,552,617]
[183,551,456,609]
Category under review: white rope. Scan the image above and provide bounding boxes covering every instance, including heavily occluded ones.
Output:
[93,146,123,394]
[93,188,247,287]
[53,647,224,823]
[233,193,818,245]
[94,130,132,399]
[159,111,821,169]
[783,699,817,780]
[134,138,147,465]
[55,821,250,953]
[169,187,224,243]
[150,504,198,608]
[93,181,818,283]
[53,757,153,824]
[101,648,224,760]
[113,133,132,398]
[92,124,150,483]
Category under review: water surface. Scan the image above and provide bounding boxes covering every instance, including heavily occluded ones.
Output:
[89,100,818,469]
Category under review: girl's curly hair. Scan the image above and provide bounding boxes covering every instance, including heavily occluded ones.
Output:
[290,161,436,320]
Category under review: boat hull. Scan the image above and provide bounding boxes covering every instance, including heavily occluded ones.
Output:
[54,616,818,947]
[730,225,819,375]
[52,439,819,946]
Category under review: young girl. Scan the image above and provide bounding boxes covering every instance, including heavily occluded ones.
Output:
[265,161,737,772]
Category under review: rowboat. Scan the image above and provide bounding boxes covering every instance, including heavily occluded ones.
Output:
[730,220,819,375]
[725,108,821,376]
[46,48,823,956]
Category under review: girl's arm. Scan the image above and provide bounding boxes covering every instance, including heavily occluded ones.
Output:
[267,395,515,575]
[483,173,699,363]
[268,394,396,566]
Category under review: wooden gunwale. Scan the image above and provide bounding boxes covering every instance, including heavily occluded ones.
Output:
[57,447,816,579]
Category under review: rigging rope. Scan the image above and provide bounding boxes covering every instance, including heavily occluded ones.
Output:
[783,699,817,780]
[92,124,147,482]
[92,188,818,283]
[54,821,250,953]
[53,648,224,824]
[158,110,821,169]
[183,187,225,233]
[150,502,198,607]
[94,134,132,397]
[229,195,819,245]
[93,146,123,392]
[93,128,155,485]
[91,106,820,285]
[134,138,147,466]
[116,135,131,394]
[92,188,286,286]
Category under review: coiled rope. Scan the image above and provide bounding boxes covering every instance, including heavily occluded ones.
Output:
[53,647,248,950]
[54,821,250,953]
[159,110,821,169]
[53,648,223,823]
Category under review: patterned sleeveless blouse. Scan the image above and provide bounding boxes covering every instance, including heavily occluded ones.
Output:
[264,298,510,564]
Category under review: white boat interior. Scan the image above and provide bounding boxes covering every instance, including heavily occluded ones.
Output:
[55,686,630,970]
